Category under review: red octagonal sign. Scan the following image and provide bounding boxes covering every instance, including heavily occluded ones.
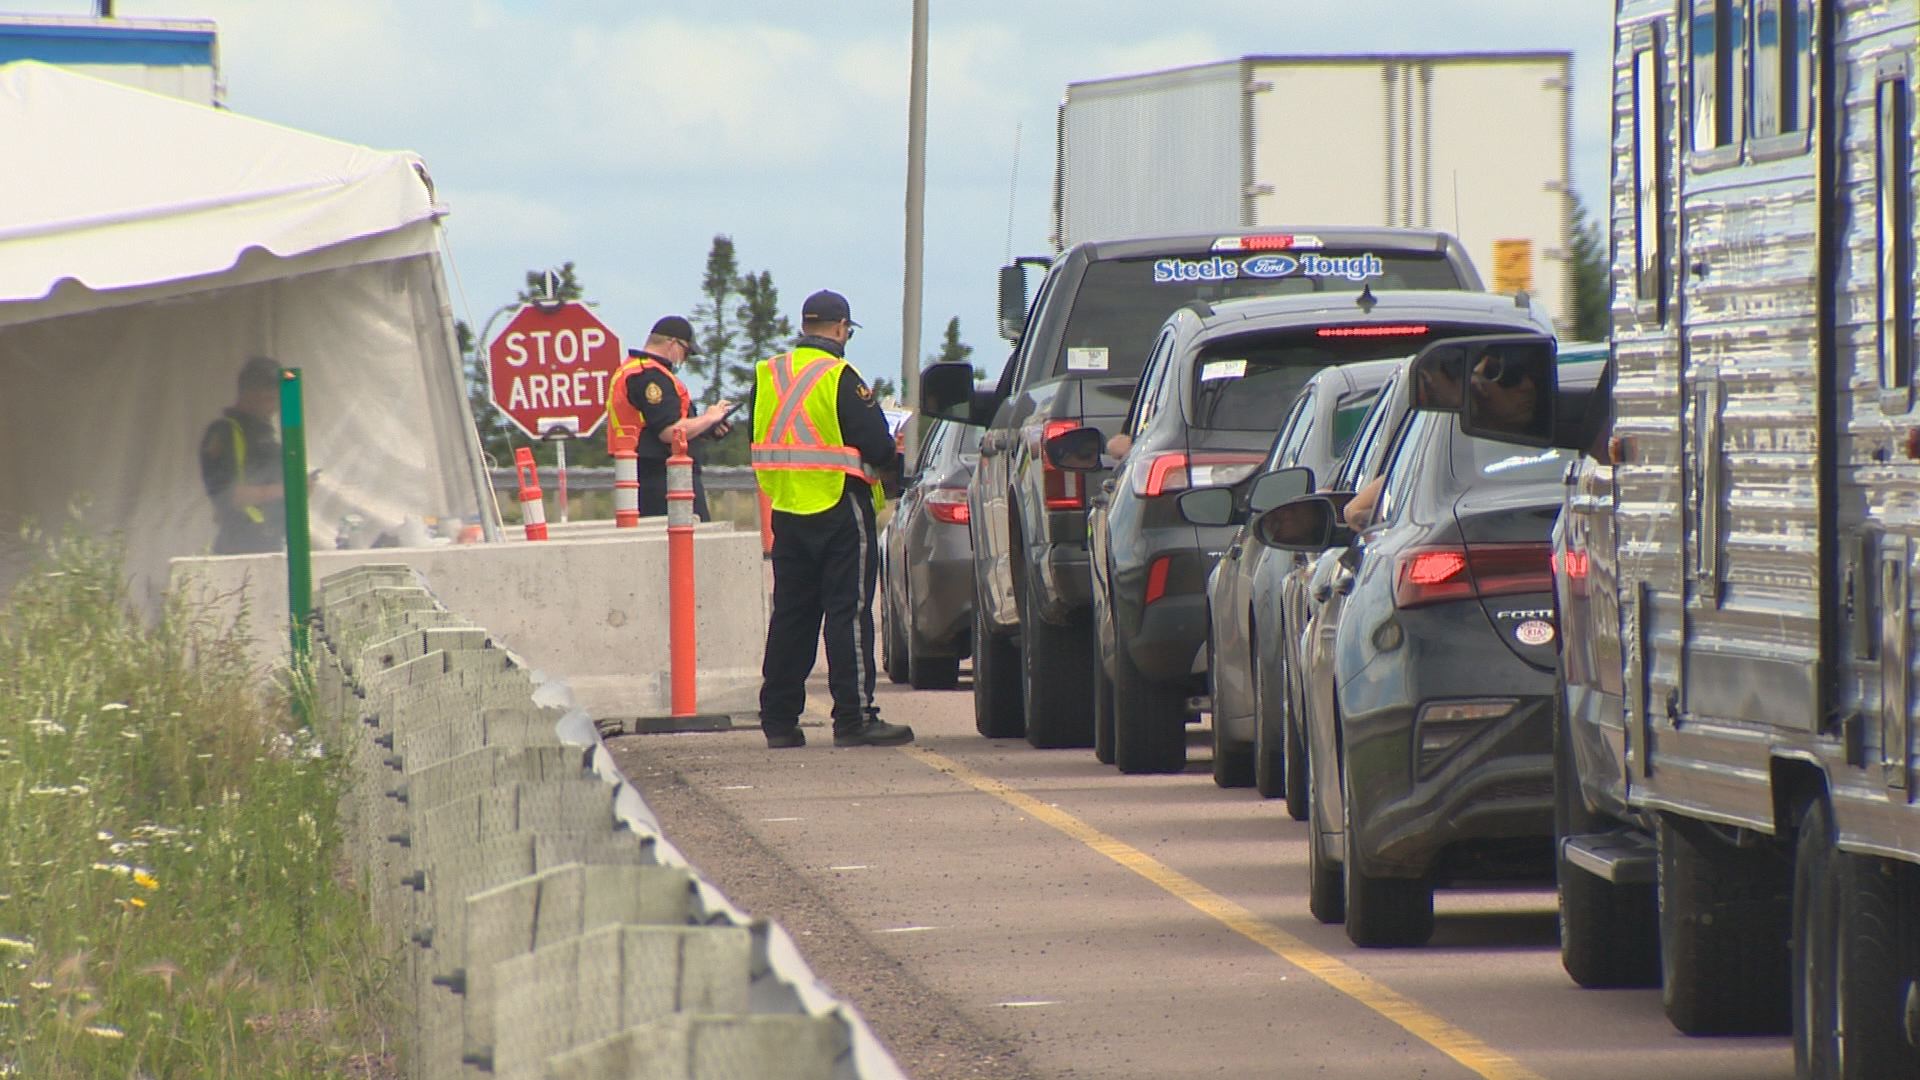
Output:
[487,302,623,440]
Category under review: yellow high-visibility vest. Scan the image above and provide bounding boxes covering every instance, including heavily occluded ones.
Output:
[226,417,266,524]
[751,348,883,515]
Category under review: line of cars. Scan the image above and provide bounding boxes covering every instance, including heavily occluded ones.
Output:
[900,223,1619,949]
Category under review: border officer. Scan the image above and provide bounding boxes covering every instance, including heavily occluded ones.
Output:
[607,315,734,521]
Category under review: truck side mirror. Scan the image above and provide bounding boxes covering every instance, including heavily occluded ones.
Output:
[1252,496,1349,552]
[1177,487,1237,527]
[998,264,1030,341]
[921,362,985,424]
[1045,426,1104,472]
[1246,466,1315,514]
[1411,334,1559,448]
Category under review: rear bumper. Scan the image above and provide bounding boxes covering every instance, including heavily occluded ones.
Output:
[1119,593,1208,685]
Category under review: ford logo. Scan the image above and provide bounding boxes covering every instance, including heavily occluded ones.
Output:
[1241,255,1299,278]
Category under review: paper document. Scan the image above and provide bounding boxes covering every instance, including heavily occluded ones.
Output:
[883,409,913,438]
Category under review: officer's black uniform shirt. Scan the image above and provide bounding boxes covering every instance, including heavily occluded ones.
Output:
[623,352,697,461]
[747,334,899,505]
[199,407,283,551]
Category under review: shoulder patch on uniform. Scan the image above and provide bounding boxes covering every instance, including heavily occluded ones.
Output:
[645,381,665,405]
[855,382,873,401]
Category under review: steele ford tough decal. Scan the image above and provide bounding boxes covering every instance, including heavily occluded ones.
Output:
[1154,252,1387,285]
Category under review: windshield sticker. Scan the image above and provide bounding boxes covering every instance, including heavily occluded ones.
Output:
[1066,347,1110,372]
[1199,359,1247,382]
[1153,252,1387,285]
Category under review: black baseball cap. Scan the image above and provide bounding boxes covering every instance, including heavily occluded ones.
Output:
[648,315,702,356]
[801,289,860,327]
[238,356,279,390]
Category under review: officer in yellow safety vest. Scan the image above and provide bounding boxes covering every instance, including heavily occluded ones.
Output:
[199,356,285,555]
[750,289,912,749]
[606,315,735,521]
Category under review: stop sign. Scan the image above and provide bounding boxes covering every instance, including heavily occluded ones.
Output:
[487,302,623,439]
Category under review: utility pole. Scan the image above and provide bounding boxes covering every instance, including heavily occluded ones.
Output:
[899,0,929,465]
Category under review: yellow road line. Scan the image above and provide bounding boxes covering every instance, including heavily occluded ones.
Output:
[898,744,1545,1080]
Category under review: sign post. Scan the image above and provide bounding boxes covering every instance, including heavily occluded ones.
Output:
[486,303,622,522]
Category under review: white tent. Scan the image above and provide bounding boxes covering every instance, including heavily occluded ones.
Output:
[0,61,498,607]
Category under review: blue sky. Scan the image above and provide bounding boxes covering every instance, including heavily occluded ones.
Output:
[7,1,1615,398]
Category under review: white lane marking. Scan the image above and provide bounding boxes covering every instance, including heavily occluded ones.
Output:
[761,817,803,823]
[878,926,939,934]
[828,864,869,871]
[719,784,755,790]
[995,1000,1060,1008]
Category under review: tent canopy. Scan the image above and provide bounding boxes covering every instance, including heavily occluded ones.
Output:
[0,59,441,307]
[0,60,496,610]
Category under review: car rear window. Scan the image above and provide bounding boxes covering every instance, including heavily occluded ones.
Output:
[1053,249,1462,380]
[1188,329,1439,431]
[1448,421,1575,486]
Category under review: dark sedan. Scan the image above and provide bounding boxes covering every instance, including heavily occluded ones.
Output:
[1202,358,1398,792]
[1261,344,1600,948]
[881,419,981,689]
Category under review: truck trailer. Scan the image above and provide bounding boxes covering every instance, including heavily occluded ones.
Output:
[1053,53,1573,333]
[0,12,220,106]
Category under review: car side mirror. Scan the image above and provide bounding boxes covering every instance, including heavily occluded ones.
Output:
[1045,426,1104,472]
[1252,495,1350,553]
[1246,466,1315,515]
[998,264,1030,341]
[1177,487,1237,527]
[922,362,990,424]
[1410,333,1559,447]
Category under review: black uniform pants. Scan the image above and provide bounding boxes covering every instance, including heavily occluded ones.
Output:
[759,490,879,736]
[635,456,710,522]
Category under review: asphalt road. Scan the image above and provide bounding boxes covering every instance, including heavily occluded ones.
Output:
[607,666,1793,1080]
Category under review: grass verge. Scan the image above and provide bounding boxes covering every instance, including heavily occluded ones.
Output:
[0,531,399,1078]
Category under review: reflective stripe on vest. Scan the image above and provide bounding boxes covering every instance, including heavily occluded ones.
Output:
[750,350,882,515]
[605,356,691,452]
[227,418,265,524]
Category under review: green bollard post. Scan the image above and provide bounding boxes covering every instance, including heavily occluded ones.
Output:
[280,368,313,675]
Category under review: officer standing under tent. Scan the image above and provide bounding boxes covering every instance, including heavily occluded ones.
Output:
[199,356,285,555]
[750,290,913,749]
[606,314,735,521]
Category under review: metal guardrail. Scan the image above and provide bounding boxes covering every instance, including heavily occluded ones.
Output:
[489,466,759,494]
[312,565,904,1080]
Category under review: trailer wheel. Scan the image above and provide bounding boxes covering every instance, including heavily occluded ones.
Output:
[1658,817,1792,1035]
[1554,680,1656,988]
[1793,797,1920,1079]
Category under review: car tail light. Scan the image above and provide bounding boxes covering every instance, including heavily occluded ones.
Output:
[1551,549,1589,581]
[1041,419,1085,510]
[1393,543,1553,609]
[1315,325,1431,338]
[1212,234,1322,252]
[1134,452,1264,498]
[926,487,969,525]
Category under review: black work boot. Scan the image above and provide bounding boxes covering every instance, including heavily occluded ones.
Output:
[833,717,914,747]
[764,726,806,749]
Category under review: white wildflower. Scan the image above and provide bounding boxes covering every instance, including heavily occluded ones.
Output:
[99,703,128,713]
[0,938,34,954]
[26,719,67,737]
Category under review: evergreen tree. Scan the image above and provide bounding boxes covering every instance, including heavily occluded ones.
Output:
[691,236,740,405]
[930,316,974,366]
[1569,192,1610,344]
[734,269,792,400]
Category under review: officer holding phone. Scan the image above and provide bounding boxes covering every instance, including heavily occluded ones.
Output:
[606,314,734,521]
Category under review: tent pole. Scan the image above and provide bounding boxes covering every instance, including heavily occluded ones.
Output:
[428,248,505,542]
[279,368,313,687]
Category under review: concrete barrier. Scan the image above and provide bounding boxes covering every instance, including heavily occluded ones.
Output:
[176,523,769,722]
[310,563,903,1080]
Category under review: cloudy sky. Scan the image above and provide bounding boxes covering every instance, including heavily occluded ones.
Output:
[10,0,1615,396]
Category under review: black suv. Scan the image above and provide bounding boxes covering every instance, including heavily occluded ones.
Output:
[920,228,1484,748]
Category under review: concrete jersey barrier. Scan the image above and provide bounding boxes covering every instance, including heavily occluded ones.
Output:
[310,562,905,1080]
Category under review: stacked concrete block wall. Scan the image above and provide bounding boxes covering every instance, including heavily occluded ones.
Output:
[311,564,905,1080]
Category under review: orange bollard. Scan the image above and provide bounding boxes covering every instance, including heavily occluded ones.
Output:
[612,434,640,527]
[757,490,774,558]
[513,447,547,541]
[665,429,697,717]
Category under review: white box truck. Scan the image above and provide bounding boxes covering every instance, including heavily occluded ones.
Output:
[0,12,220,106]
[1054,53,1573,332]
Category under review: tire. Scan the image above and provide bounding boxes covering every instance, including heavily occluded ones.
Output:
[1021,570,1095,749]
[882,588,909,684]
[1341,761,1434,947]
[972,607,1024,738]
[1252,627,1286,799]
[1793,797,1920,1079]
[1092,641,1117,765]
[1306,746,1344,924]
[908,652,960,690]
[1210,635,1253,788]
[1111,622,1188,774]
[1658,816,1792,1035]
[1553,679,1657,989]
[1282,647,1309,823]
